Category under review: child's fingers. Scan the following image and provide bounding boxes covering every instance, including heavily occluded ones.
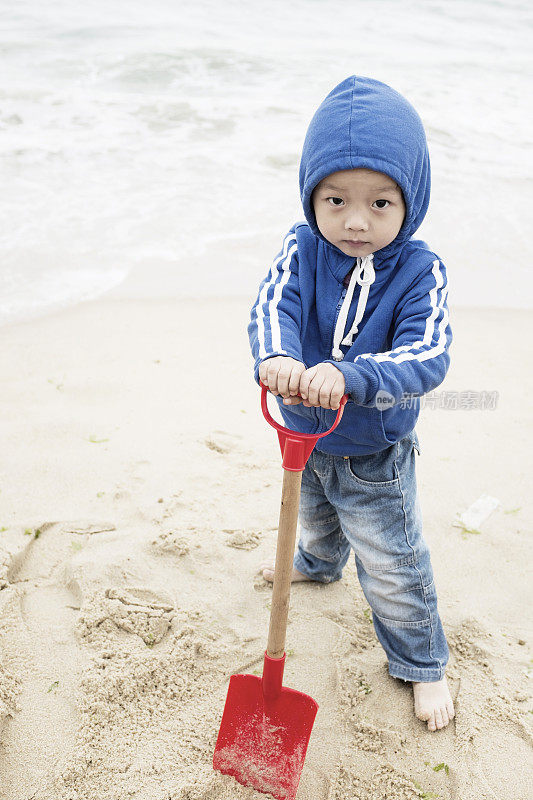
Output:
[318,379,338,409]
[278,363,301,397]
[315,376,345,409]
[282,396,303,405]
[288,366,304,396]
[276,368,291,398]
[262,357,288,394]
[262,359,282,395]
[275,359,305,398]
[279,364,344,409]
[329,382,345,410]
[306,373,327,406]
[318,380,330,407]
[317,367,345,409]
[299,365,318,399]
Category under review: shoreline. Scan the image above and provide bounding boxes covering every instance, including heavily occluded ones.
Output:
[1,290,531,334]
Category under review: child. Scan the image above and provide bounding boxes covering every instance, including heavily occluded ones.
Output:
[247,75,455,732]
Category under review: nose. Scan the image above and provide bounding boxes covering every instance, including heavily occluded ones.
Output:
[344,208,369,233]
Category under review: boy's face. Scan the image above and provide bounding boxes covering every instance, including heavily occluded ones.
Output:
[311,168,406,258]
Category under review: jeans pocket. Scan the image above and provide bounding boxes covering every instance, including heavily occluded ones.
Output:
[309,450,332,481]
[346,444,400,487]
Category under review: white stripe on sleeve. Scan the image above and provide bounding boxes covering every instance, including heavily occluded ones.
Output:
[256,233,297,360]
[355,259,449,365]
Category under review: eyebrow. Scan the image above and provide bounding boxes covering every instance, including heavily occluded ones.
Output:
[320,182,399,193]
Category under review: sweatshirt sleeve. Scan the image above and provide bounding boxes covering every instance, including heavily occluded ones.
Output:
[248,225,306,384]
[326,258,452,408]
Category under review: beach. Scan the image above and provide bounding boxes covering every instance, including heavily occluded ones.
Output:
[1,0,532,796]
[0,295,531,799]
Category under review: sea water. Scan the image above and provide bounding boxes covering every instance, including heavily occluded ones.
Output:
[1,0,531,325]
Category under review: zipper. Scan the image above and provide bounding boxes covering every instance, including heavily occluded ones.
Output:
[316,262,359,442]
[319,284,344,440]
[329,285,347,360]
[328,258,358,362]
[334,286,347,322]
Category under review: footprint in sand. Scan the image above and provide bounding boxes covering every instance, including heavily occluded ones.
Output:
[324,606,377,652]
[78,586,175,647]
[447,617,533,758]
[151,529,191,556]
[204,430,243,454]
[223,529,261,550]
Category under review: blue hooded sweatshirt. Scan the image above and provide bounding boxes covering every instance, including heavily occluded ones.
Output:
[248,75,452,455]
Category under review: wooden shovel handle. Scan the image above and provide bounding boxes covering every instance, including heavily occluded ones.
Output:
[266,468,303,659]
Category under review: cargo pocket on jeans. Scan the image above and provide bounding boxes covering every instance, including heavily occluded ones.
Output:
[367,560,433,627]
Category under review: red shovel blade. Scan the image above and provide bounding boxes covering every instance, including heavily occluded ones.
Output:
[213,655,318,800]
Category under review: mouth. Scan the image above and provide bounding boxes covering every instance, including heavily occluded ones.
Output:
[344,240,368,246]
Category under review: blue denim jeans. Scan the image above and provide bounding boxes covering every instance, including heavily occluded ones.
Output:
[293,430,449,682]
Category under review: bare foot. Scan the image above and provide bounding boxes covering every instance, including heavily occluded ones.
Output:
[259,561,312,583]
[413,676,455,731]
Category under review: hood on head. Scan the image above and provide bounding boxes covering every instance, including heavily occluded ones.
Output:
[299,75,431,261]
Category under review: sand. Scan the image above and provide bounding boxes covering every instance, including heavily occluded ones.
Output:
[0,297,531,800]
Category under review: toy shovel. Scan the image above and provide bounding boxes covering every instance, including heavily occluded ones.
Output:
[213,381,348,799]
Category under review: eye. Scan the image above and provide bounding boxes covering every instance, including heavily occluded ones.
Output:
[373,199,390,209]
[327,196,344,206]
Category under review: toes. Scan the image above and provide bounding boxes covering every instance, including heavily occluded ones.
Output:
[446,700,455,719]
[433,707,444,729]
[259,562,275,578]
[427,711,437,732]
[440,706,450,727]
[414,696,431,723]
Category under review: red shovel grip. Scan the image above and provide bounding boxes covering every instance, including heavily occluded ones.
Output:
[259,380,348,471]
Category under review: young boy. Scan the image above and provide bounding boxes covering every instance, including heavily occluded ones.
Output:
[248,75,455,732]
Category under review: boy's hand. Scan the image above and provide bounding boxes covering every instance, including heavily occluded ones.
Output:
[299,363,346,410]
[259,356,306,405]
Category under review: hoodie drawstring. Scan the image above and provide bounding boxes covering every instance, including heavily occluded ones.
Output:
[331,254,375,361]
